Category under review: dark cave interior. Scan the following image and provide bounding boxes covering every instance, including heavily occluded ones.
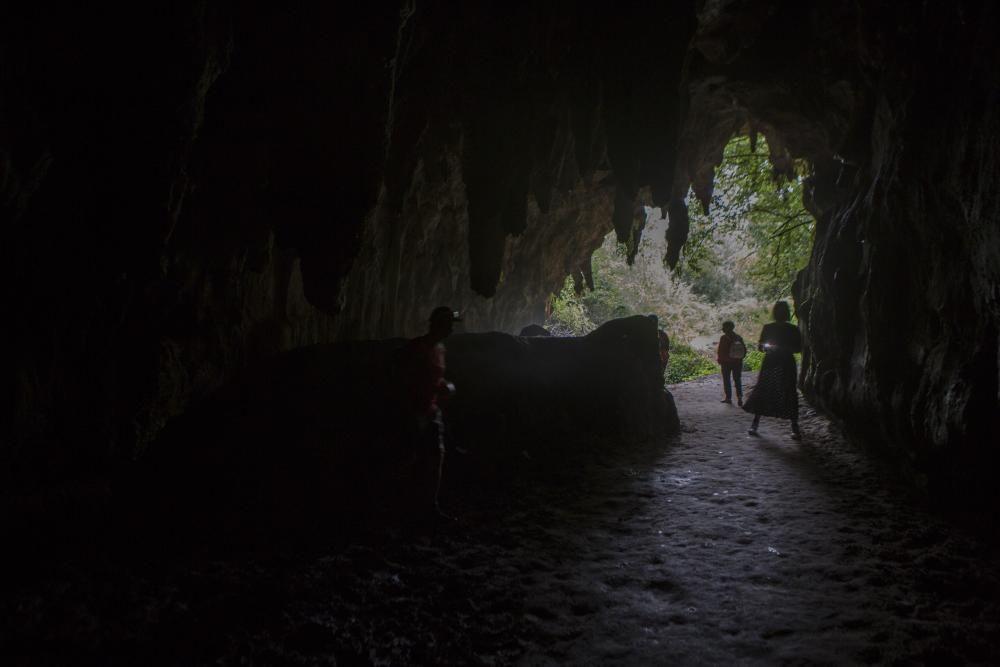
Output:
[3,0,1000,663]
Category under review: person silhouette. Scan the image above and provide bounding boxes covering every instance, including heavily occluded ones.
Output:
[743,301,802,439]
[647,315,670,380]
[398,306,461,521]
[717,321,744,406]
[657,328,671,377]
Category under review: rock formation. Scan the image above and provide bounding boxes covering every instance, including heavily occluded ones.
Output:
[793,3,1000,507]
[2,1,999,512]
[127,316,676,543]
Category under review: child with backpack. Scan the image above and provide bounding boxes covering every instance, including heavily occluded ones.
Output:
[717,321,746,406]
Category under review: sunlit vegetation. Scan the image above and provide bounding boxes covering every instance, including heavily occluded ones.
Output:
[680,134,815,302]
[663,343,719,385]
[546,133,814,383]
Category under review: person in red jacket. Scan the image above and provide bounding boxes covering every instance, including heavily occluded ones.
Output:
[717,321,745,406]
[398,306,460,520]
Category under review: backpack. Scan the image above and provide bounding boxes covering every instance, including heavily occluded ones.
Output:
[729,336,746,360]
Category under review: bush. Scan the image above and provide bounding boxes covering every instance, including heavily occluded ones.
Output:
[547,276,595,336]
[740,350,802,372]
[543,207,806,385]
[742,348,764,371]
[665,343,718,384]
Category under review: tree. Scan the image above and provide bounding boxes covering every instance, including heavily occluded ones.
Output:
[545,133,814,382]
[680,134,815,301]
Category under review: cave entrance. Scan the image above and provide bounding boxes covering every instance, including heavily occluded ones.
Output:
[546,133,816,383]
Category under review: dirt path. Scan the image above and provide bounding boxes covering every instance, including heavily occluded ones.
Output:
[7,374,1000,665]
[289,373,1000,665]
[495,374,1000,665]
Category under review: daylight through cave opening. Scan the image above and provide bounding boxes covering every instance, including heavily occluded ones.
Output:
[546,132,817,383]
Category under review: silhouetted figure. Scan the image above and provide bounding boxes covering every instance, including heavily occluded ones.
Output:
[519,324,551,337]
[743,301,802,439]
[398,306,460,521]
[658,329,670,376]
[648,315,670,378]
[717,321,745,405]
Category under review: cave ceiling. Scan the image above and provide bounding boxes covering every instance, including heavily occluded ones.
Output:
[4,0,998,491]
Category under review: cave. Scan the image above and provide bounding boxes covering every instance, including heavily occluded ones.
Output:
[4,1,1000,663]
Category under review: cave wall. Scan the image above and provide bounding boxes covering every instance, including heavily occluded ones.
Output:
[2,4,399,473]
[663,0,1000,507]
[4,0,999,510]
[334,2,696,337]
[793,1,1000,503]
[3,3,239,474]
[1,2,696,477]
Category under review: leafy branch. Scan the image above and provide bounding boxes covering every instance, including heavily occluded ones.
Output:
[682,134,816,300]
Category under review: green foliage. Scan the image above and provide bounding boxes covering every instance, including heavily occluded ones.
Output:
[546,223,776,380]
[547,276,596,336]
[580,248,632,324]
[684,261,737,304]
[739,348,802,372]
[681,134,815,301]
[665,343,718,384]
[545,134,814,384]
[742,348,764,372]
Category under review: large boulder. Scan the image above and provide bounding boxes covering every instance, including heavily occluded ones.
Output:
[133,316,679,542]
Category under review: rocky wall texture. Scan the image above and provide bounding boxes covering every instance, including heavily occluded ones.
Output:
[687,0,1000,512]
[3,3,240,475]
[662,0,1000,509]
[1,2,696,478]
[336,146,616,339]
[793,2,1000,505]
[100,317,676,549]
[333,2,697,337]
[4,0,999,513]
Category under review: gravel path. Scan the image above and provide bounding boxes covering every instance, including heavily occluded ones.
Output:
[7,374,1000,665]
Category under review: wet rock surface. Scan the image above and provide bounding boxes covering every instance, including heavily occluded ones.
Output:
[6,374,999,665]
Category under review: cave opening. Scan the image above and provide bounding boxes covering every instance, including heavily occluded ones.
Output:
[547,131,817,385]
[5,1,1000,662]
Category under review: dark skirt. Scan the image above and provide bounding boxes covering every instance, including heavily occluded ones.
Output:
[743,351,798,419]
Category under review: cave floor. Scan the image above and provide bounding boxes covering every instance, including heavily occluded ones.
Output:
[7,374,1000,665]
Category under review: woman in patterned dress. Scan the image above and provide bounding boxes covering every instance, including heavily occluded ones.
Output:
[743,301,802,439]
